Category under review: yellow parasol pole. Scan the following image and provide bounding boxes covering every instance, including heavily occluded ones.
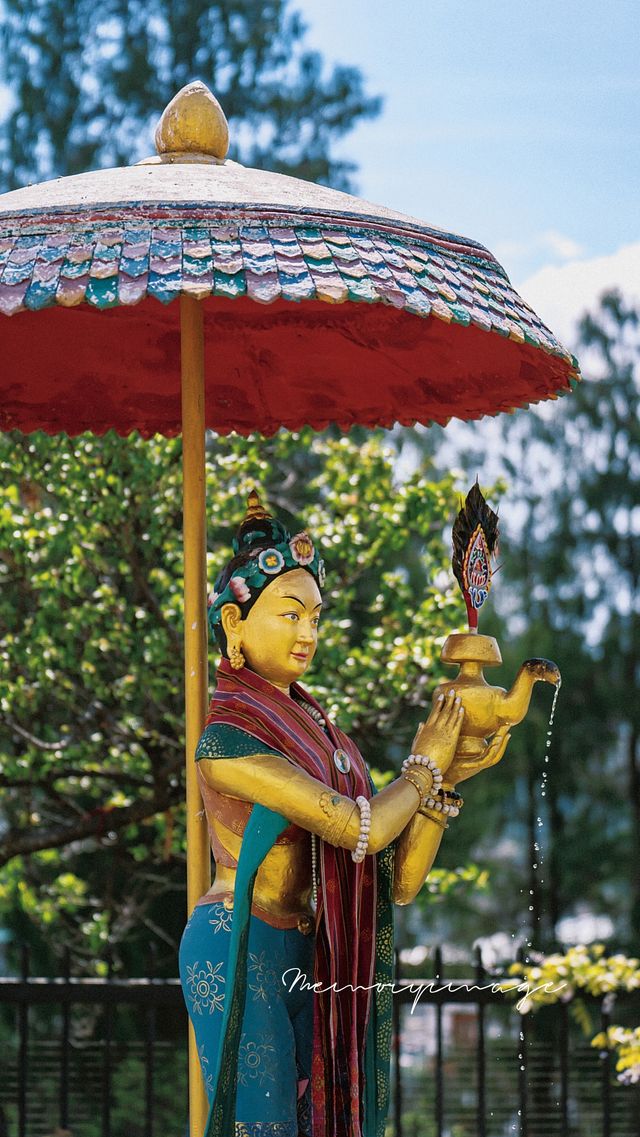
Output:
[180,294,210,1136]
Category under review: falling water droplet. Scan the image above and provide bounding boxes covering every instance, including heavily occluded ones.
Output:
[516,681,561,967]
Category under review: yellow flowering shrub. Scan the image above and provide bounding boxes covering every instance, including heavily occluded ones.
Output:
[509,944,640,1003]
[591,1027,640,1085]
[507,944,640,1085]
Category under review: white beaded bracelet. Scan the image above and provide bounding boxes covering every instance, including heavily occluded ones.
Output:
[351,795,371,863]
[401,753,444,799]
[425,796,460,817]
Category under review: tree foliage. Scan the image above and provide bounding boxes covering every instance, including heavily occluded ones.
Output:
[0,0,395,976]
[0,428,462,969]
[0,0,381,191]
[2,298,636,969]
[440,291,640,951]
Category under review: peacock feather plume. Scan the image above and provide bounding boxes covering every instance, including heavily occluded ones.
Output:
[452,481,499,630]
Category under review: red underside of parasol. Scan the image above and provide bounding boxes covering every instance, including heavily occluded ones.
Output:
[1,296,569,437]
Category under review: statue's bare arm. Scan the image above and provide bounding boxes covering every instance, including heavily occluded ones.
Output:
[198,753,424,854]
[199,691,463,870]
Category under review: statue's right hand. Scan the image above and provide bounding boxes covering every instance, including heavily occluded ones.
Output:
[410,690,465,775]
[443,726,511,788]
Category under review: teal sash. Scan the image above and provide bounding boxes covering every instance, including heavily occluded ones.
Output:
[204,804,290,1137]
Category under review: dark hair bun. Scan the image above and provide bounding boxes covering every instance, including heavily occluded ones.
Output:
[233,515,290,555]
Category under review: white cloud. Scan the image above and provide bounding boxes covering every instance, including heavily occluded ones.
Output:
[541,230,585,261]
[517,241,640,352]
[494,229,585,265]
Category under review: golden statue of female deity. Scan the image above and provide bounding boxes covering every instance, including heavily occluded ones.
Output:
[179,488,559,1137]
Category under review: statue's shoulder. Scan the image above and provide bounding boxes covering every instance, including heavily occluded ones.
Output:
[196,721,283,760]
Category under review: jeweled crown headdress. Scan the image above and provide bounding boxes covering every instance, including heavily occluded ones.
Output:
[207,489,325,634]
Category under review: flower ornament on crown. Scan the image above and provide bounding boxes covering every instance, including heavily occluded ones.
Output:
[229,576,252,603]
[290,532,314,566]
[208,489,326,637]
[258,548,285,575]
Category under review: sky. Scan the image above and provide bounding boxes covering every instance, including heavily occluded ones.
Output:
[297,0,639,353]
[1,2,636,354]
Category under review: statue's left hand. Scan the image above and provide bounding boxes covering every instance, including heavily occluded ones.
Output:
[442,727,511,788]
[410,690,465,775]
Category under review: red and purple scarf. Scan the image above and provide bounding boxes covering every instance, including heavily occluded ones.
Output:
[206,659,379,1137]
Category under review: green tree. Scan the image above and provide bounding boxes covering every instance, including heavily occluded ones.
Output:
[0,0,417,977]
[0,428,462,971]
[437,291,639,952]
[0,0,381,191]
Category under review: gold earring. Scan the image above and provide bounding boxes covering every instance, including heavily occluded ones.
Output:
[229,643,245,670]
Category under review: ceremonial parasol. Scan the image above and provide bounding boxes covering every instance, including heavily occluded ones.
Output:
[0,82,579,1131]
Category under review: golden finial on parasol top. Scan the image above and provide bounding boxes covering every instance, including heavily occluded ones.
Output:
[143,80,229,164]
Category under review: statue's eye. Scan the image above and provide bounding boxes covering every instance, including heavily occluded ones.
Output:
[282,612,299,621]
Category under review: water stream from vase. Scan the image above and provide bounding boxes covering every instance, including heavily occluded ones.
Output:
[513,678,562,1130]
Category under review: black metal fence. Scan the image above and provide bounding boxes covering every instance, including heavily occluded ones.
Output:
[0,945,638,1137]
[392,947,638,1137]
[0,946,187,1137]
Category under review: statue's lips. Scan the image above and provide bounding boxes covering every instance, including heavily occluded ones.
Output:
[291,651,309,661]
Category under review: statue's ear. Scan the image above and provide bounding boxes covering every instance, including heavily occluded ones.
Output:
[220,602,243,641]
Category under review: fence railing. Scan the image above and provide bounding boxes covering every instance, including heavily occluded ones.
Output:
[0,945,637,1137]
[391,946,636,1137]
[1,946,186,1137]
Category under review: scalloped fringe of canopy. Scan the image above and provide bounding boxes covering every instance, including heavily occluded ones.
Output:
[0,204,579,436]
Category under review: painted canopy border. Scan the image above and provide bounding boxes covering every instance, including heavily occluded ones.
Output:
[0,203,569,353]
[0,203,579,437]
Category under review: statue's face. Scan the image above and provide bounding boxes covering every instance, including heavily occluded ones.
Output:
[240,567,322,690]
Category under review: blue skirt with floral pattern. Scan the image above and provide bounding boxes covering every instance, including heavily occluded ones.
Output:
[179,902,315,1137]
